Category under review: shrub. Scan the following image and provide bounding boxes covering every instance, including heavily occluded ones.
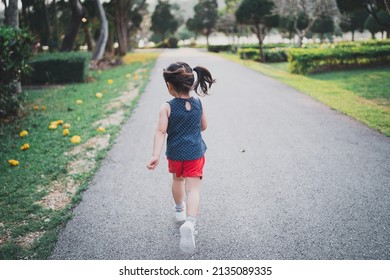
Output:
[238,48,288,62]
[208,44,234,53]
[264,48,288,62]
[167,37,179,48]
[288,45,390,74]
[0,26,33,116]
[26,52,91,84]
[238,48,259,60]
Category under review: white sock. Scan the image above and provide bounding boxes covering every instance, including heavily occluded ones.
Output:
[186,215,196,227]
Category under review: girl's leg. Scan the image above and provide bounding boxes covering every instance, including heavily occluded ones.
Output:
[185,177,201,218]
[172,174,185,204]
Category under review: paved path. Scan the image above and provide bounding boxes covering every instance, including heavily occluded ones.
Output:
[51,48,390,260]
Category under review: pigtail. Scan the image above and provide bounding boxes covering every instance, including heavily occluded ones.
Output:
[193,66,216,96]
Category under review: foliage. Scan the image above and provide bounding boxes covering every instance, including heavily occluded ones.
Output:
[151,0,179,42]
[235,0,278,61]
[238,48,287,62]
[187,0,218,45]
[288,44,390,74]
[208,44,235,53]
[311,15,335,41]
[0,52,159,259]
[26,52,91,84]
[0,26,34,117]
[167,36,179,48]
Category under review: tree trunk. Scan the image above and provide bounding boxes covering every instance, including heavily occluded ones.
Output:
[254,24,266,62]
[60,0,83,52]
[5,0,19,28]
[84,24,95,52]
[5,0,21,94]
[352,31,355,41]
[21,1,28,28]
[52,0,59,50]
[115,0,130,56]
[92,0,109,61]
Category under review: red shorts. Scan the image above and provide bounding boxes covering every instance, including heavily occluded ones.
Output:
[168,156,205,178]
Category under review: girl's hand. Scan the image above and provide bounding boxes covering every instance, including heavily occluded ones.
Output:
[147,156,159,170]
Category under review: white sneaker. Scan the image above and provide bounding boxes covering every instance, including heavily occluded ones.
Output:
[179,221,195,254]
[175,202,186,222]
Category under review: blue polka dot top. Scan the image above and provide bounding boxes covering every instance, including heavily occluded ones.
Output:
[166,97,207,161]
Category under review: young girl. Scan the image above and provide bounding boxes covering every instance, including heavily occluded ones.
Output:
[147,62,215,254]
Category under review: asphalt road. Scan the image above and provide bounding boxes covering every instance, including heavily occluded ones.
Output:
[50,48,390,260]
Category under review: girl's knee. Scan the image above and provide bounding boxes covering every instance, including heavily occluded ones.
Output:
[173,174,185,182]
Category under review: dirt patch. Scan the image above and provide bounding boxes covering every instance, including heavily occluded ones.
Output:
[0,225,10,245]
[105,85,139,111]
[36,178,79,210]
[94,110,125,127]
[65,134,111,158]
[16,231,45,249]
[67,158,96,175]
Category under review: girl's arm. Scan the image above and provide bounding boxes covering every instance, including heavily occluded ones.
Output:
[147,103,169,170]
[201,102,207,131]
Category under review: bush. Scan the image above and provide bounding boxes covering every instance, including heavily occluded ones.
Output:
[167,37,179,48]
[0,26,33,116]
[288,45,390,74]
[26,52,91,84]
[208,44,234,53]
[264,48,288,62]
[238,48,288,63]
[238,48,259,60]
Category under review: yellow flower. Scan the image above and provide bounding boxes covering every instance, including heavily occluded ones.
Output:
[56,120,64,125]
[63,128,70,136]
[63,123,71,129]
[33,105,39,110]
[71,135,81,144]
[41,105,46,110]
[76,99,83,104]
[8,159,19,166]
[48,123,58,130]
[107,79,113,84]
[96,92,103,98]
[126,73,131,78]
[20,143,30,151]
[97,127,106,132]
[133,75,139,80]
[20,130,28,137]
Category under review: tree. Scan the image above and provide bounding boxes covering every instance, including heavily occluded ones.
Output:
[365,14,381,38]
[336,0,390,28]
[187,0,218,47]
[3,0,19,28]
[274,0,339,47]
[339,9,369,41]
[235,0,278,62]
[311,15,335,42]
[60,0,84,51]
[92,0,108,61]
[151,0,178,43]
[377,9,390,37]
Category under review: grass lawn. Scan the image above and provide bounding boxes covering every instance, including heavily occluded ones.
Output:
[0,52,159,259]
[218,53,390,136]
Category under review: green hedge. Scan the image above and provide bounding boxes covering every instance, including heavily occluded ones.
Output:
[238,48,288,62]
[26,52,91,84]
[288,45,390,74]
[208,44,236,53]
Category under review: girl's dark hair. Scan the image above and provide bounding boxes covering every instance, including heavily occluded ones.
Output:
[163,62,215,96]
